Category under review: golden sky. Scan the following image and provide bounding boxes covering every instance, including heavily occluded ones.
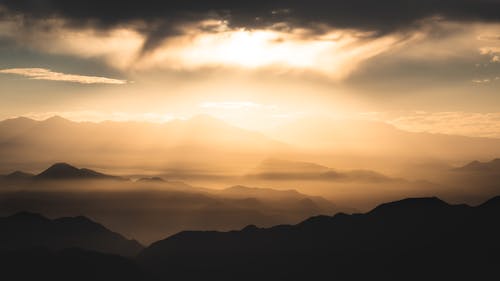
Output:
[0,2,499,137]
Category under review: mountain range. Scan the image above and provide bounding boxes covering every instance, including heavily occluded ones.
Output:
[246,158,397,182]
[0,115,286,174]
[137,195,500,280]
[271,116,500,161]
[0,163,339,244]
[2,115,500,177]
[1,162,124,181]
[1,195,498,281]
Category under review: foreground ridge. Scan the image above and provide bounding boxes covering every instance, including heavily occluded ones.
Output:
[1,195,499,281]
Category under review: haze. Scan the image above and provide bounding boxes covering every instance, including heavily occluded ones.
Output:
[1,0,500,254]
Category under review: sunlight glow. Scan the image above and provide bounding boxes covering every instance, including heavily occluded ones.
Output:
[137,25,409,79]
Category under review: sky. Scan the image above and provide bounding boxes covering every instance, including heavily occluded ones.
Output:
[1,1,500,137]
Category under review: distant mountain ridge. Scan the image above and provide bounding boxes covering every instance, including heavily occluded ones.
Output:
[219,185,336,214]
[455,158,500,172]
[0,115,287,174]
[271,116,500,161]
[247,158,396,182]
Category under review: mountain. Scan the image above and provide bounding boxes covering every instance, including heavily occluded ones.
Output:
[2,170,34,180]
[1,195,498,280]
[0,115,287,174]
[247,158,396,182]
[0,183,339,244]
[35,163,124,180]
[455,158,500,172]
[271,117,500,161]
[0,212,143,257]
[138,195,500,280]
[220,185,335,211]
[0,116,37,140]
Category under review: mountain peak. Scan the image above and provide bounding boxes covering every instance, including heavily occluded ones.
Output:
[39,162,80,175]
[51,162,78,169]
[35,163,119,180]
[241,224,259,232]
[8,211,48,222]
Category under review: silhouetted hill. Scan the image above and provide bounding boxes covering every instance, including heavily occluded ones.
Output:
[0,212,143,257]
[0,248,145,281]
[455,158,500,172]
[35,163,125,180]
[479,195,500,211]
[138,195,500,281]
[2,170,34,180]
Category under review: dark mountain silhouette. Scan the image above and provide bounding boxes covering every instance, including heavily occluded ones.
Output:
[138,195,500,281]
[1,195,499,280]
[35,162,125,180]
[0,248,146,281]
[455,158,500,172]
[0,212,143,257]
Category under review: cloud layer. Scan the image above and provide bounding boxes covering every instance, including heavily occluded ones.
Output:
[0,68,127,84]
[2,0,500,52]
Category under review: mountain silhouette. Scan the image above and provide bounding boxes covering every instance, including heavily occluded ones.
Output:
[0,212,143,257]
[2,170,34,180]
[1,195,499,280]
[35,162,124,180]
[455,158,500,172]
[138,195,500,281]
[1,248,146,281]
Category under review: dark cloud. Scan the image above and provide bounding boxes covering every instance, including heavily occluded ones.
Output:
[2,0,500,51]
